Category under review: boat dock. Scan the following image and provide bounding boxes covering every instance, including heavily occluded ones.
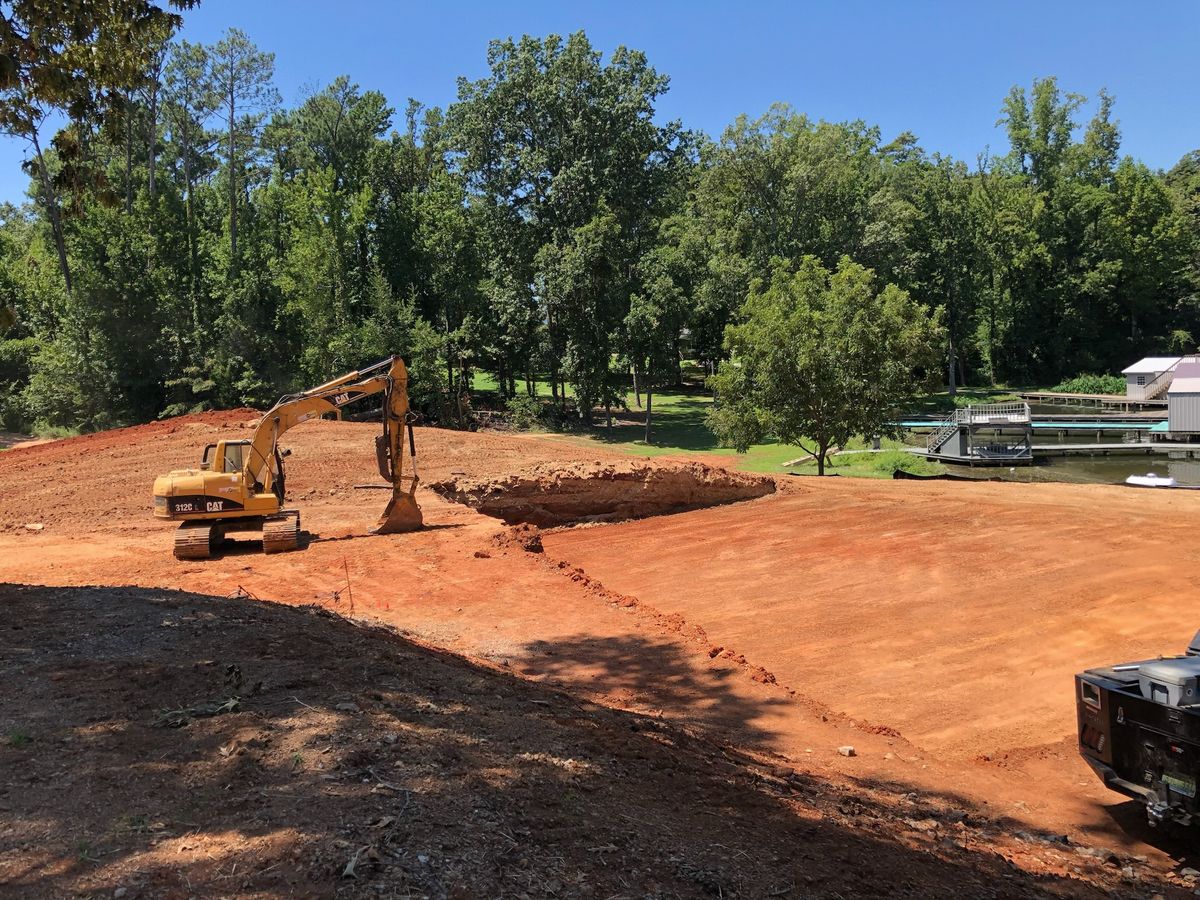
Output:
[1018,390,1167,411]
[1031,442,1200,457]
[908,441,1200,463]
[923,402,1034,465]
[898,419,1165,434]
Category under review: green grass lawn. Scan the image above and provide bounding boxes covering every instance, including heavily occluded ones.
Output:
[580,391,944,477]
[908,387,1024,414]
[472,373,944,478]
[474,371,576,398]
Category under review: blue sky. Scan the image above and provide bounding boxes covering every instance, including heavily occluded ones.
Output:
[1,0,1196,202]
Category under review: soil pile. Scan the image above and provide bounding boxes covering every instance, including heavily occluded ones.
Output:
[430,460,776,526]
[0,583,1141,898]
[490,522,545,553]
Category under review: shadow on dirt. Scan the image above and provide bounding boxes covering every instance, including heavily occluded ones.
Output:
[0,583,1162,898]
[519,633,789,752]
[1098,798,1197,858]
[201,523,464,558]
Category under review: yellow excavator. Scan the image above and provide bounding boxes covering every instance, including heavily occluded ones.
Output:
[152,356,423,560]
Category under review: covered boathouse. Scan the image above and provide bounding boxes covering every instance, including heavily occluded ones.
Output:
[924,401,1033,465]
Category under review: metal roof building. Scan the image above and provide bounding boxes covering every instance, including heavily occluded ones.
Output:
[1167,359,1200,433]
[1122,356,1181,400]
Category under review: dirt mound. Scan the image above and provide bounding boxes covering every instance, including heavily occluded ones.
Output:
[1,408,261,459]
[0,410,632,533]
[0,583,1141,898]
[430,460,776,526]
[490,522,545,553]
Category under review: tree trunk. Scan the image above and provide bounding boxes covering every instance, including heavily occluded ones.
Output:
[632,363,641,408]
[125,97,134,214]
[987,266,998,385]
[147,82,158,204]
[644,387,653,443]
[446,346,455,423]
[182,147,200,334]
[816,440,829,476]
[947,337,957,397]
[605,399,612,430]
[457,357,466,427]
[228,94,238,274]
[31,132,72,295]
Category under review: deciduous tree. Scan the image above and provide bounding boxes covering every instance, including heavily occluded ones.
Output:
[708,256,943,475]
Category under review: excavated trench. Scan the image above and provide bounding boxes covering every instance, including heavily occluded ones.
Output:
[429,460,776,527]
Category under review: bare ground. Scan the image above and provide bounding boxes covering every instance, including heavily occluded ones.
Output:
[0,583,1169,899]
[0,413,1198,896]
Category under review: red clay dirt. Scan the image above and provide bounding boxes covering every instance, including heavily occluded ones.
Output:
[429,460,775,526]
[1,412,1198,895]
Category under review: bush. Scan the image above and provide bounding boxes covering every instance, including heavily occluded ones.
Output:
[32,424,80,440]
[0,336,36,431]
[864,449,943,477]
[505,394,542,430]
[1051,373,1125,394]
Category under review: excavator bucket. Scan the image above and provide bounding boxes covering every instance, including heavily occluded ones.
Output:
[371,486,423,534]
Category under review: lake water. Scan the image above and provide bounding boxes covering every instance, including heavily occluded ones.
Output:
[940,455,1199,485]
[907,403,1190,485]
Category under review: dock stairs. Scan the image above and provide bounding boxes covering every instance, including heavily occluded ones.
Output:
[1143,368,1175,400]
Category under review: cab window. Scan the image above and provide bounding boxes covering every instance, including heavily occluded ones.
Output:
[222,443,245,474]
[200,444,216,470]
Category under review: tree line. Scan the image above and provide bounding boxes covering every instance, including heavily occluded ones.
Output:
[0,12,1197,436]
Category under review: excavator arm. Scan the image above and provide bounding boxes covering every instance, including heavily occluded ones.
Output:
[371,359,423,534]
[247,356,422,534]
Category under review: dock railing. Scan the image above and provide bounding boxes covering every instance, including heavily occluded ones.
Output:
[961,401,1030,425]
[1142,367,1176,400]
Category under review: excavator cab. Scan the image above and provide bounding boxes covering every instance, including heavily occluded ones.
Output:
[198,442,248,475]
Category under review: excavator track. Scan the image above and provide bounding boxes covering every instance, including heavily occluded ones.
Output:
[262,513,300,554]
[174,522,215,560]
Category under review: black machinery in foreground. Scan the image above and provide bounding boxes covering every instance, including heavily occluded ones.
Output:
[1077,634,1200,827]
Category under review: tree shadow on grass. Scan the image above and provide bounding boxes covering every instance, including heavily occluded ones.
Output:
[587,395,726,451]
[0,583,1165,898]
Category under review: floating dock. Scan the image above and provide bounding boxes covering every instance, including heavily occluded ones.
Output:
[898,419,1165,434]
[924,402,1034,465]
[1018,390,1167,412]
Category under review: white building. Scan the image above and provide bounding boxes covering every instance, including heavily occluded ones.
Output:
[1122,356,1181,400]
[1168,360,1200,433]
